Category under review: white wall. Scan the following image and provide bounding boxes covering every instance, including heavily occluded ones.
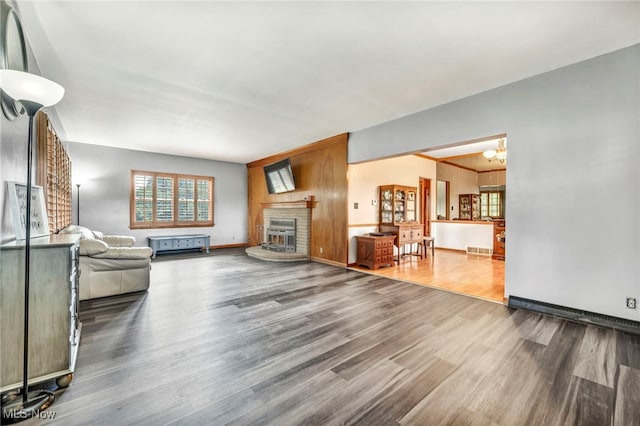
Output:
[431,222,493,251]
[347,155,436,263]
[349,45,640,321]
[68,142,248,247]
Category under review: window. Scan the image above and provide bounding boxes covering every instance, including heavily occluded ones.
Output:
[130,170,214,229]
[480,190,504,218]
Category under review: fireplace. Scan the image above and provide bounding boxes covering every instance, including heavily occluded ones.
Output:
[262,218,296,252]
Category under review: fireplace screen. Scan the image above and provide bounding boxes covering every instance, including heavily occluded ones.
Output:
[262,218,296,253]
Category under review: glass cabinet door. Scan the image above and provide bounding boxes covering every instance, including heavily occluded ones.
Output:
[380,188,393,224]
[406,190,416,222]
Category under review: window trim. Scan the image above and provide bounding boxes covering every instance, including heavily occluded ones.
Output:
[130,170,214,229]
[479,189,505,219]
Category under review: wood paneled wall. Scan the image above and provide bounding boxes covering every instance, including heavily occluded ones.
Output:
[247,134,349,266]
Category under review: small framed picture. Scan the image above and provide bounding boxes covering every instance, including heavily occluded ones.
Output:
[7,181,50,240]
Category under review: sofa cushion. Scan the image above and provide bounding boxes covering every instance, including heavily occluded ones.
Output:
[92,246,153,260]
[79,238,109,256]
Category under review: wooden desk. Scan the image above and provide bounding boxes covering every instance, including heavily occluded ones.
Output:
[379,223,424,263]
[355,234,396,269]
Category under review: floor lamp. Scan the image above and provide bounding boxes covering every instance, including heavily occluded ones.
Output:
[0,70,65,422]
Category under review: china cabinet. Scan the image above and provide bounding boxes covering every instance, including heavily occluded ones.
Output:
[379,185,417,225]
[379,185,424,263]
[459,194,480,221]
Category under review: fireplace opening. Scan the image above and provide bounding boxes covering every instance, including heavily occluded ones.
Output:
[262,218,296,252]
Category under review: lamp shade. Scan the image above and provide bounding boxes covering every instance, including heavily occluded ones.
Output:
[483,149,497,159]
[0,69,64,107]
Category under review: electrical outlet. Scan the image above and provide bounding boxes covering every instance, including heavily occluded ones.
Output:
[319,247,323,254]
[626,297,637,309]
[372,199,377,206]
[354,202,359,209]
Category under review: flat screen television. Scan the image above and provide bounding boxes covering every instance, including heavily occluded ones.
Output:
[264,158,296,194]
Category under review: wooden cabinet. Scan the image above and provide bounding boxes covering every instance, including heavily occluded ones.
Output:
[1,234,81,392]
[355,234,396,269]
[459,194,480,221]
[379,185,417,225]
[493,220,506,260]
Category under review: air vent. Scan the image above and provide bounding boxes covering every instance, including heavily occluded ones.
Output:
[509,296,640,335]
[466,246,492,256]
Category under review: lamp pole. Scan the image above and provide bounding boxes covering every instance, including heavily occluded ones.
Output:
[0,70,65,422]
[76,183,80,225]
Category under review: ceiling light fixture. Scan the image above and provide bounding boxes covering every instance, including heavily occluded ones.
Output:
[483,138,507,163]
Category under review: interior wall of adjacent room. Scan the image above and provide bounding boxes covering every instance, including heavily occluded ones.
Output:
[68,142,248,247]
[349,45,640,321]
[478,169,506,187]
[435,162,478,219]
[347,155,436,264]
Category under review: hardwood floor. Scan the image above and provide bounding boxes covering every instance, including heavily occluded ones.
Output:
[23,248,640,425]
[352,248,505,303]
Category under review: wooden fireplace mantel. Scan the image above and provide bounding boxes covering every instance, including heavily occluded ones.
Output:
[261,198,314,209]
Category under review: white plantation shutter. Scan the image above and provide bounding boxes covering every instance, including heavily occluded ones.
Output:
[178,178,195,221]
[197,179,211,221]
[156,176,174,222]
[134,174,154,224]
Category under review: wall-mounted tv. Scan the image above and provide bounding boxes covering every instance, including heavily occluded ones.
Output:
[264,158,296,194]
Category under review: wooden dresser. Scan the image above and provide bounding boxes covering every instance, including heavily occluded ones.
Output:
[0,234,81,392]
[355,234,396,269]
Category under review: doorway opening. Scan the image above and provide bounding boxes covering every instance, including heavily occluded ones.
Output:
[348,134,507,303]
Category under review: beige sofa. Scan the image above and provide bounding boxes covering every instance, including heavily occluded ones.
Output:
[59,225,153,300]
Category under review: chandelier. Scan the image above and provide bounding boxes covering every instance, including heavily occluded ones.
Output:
[483,138,507,163]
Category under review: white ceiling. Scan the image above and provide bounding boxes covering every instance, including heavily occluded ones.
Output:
[16,1,640,164]
[424,137,507,172]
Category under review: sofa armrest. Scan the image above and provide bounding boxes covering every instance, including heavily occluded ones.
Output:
[92,246,153,260]
[102,235,136,247]
[79,239,109,256]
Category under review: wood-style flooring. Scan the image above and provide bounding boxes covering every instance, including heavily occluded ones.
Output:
[25,248,640,425]
[351,248,505,303]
